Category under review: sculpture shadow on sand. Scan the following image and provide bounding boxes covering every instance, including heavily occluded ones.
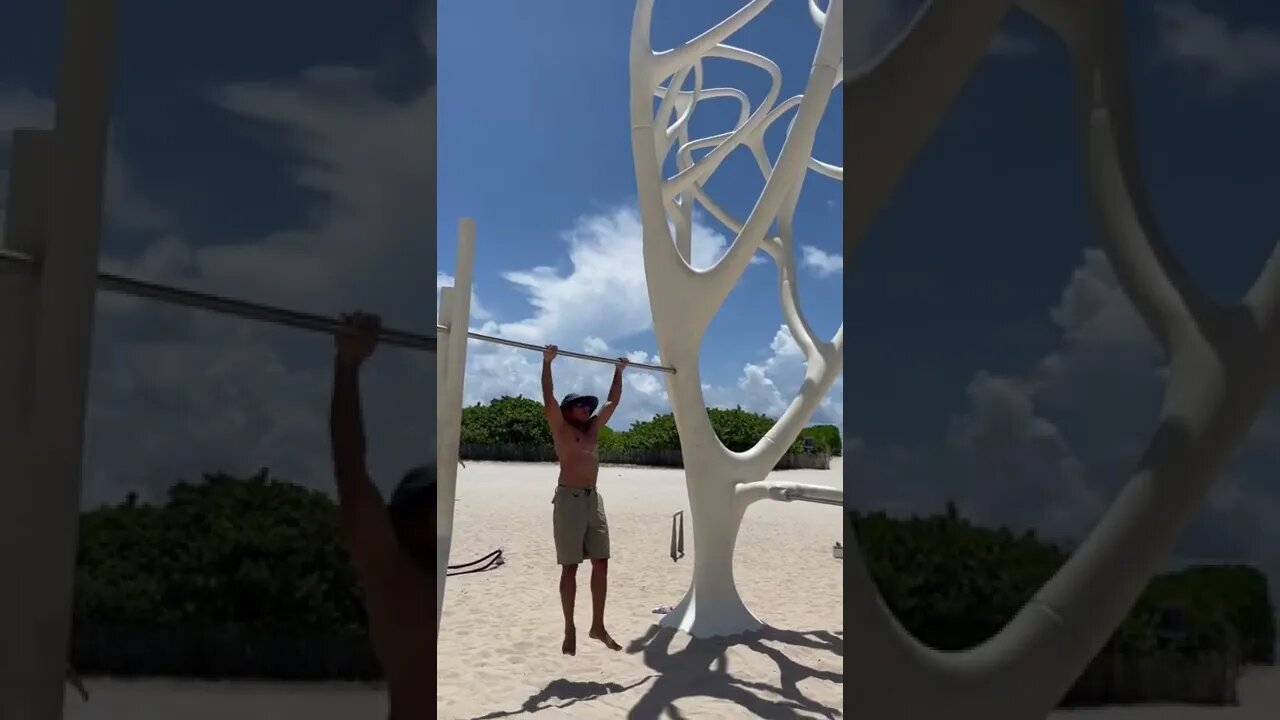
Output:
[463,624,843,719]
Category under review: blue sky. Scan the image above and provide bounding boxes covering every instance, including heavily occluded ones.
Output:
[437,1,844,433]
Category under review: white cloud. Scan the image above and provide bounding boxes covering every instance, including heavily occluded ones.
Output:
[486,206,729,348]
[1153,2,1280,93]
[800,244,843,277]
[712,325,844,429]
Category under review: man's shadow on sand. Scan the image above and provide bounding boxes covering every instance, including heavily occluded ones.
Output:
[467,625,843,720]
[466,676,655,719]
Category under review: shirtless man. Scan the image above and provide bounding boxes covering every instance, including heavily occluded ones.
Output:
[329,311,433,719]
[542,344,628,655]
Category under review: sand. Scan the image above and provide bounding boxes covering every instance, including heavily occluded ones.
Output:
[436,460,845,719]
[60,667,1280,720]
[1049,666,1280,719]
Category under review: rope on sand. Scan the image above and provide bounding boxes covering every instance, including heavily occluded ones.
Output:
[447,547,505,576]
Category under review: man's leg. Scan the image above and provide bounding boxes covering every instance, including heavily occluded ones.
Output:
[553,487,587,655]
[560,564,579,655]
[585,493,620,650]
[587,559,620,650]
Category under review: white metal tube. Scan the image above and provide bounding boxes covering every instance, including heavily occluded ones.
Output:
[434,285,455,635]
[0,128,54,719]
[0,250,436,353]
[0,131,50,438]
[5,1,119,717]
[436,325,675,374]
[436,218,475,638]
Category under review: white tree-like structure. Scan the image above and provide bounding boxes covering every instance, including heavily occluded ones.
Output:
[835,1,1280,718]
[628,0,845,638]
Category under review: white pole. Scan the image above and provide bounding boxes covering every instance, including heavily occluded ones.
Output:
[435,218,475,637]
[0,250,438,352]
[0,128,53,718]
[435,285,454,633]
[1,0,119,717]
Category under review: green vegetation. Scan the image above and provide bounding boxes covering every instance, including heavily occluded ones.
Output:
[800,424,843,456]
[854,506,1275,663]
[459,395,835,455]
[71,473,1273,680]
[76,470,363,630]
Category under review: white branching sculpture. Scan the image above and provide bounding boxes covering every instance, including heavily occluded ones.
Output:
[628,0,845,638]
[836,1,1280,718]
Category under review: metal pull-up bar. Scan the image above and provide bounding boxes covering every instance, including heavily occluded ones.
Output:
[0,249,436,352]
[435,323,676,374]
[777,485,843,507]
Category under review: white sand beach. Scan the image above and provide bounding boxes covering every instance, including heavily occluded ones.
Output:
[1049,666,1280,719]
[436,460,845,719]
[59,668,1280,720]
[60,668,1280,720]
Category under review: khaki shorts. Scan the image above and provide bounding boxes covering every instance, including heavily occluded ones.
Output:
[552,485,610,565]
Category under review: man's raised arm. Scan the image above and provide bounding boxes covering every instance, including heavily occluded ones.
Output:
[330,313,397,576]
[596,358,628,426]
[542,344,563,429]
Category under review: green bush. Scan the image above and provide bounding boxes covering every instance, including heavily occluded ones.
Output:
[75,469,365,632]
[458,395,826,457]
[851,506,1275,661]
[459,395,552,446]
[1135,565,1275,663]
[800,424,843,455]
[597,425,625,452]
[621,411,680,450]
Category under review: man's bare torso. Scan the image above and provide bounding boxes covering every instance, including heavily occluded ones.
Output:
[553,420,600,487]
[361,553,435,719]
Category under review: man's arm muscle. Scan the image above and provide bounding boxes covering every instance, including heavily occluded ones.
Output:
[542,348,563,432]
[595,359,627,427]
[330,358,398,579]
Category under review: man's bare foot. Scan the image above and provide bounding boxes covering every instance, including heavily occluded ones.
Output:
[562,627,576,656]
[588,626,622,651]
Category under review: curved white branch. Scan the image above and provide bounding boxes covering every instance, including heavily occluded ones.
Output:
[651,0,776,81]
[739,325,843,477]
[773,162,824,357]
[808,0,844,86]
[845,0,1013,255]
[1086,107,1209,350]
[700,63,839,314]
[1075,6,1215,350]
[1245,242,1280,340]
[661,45,782,201]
